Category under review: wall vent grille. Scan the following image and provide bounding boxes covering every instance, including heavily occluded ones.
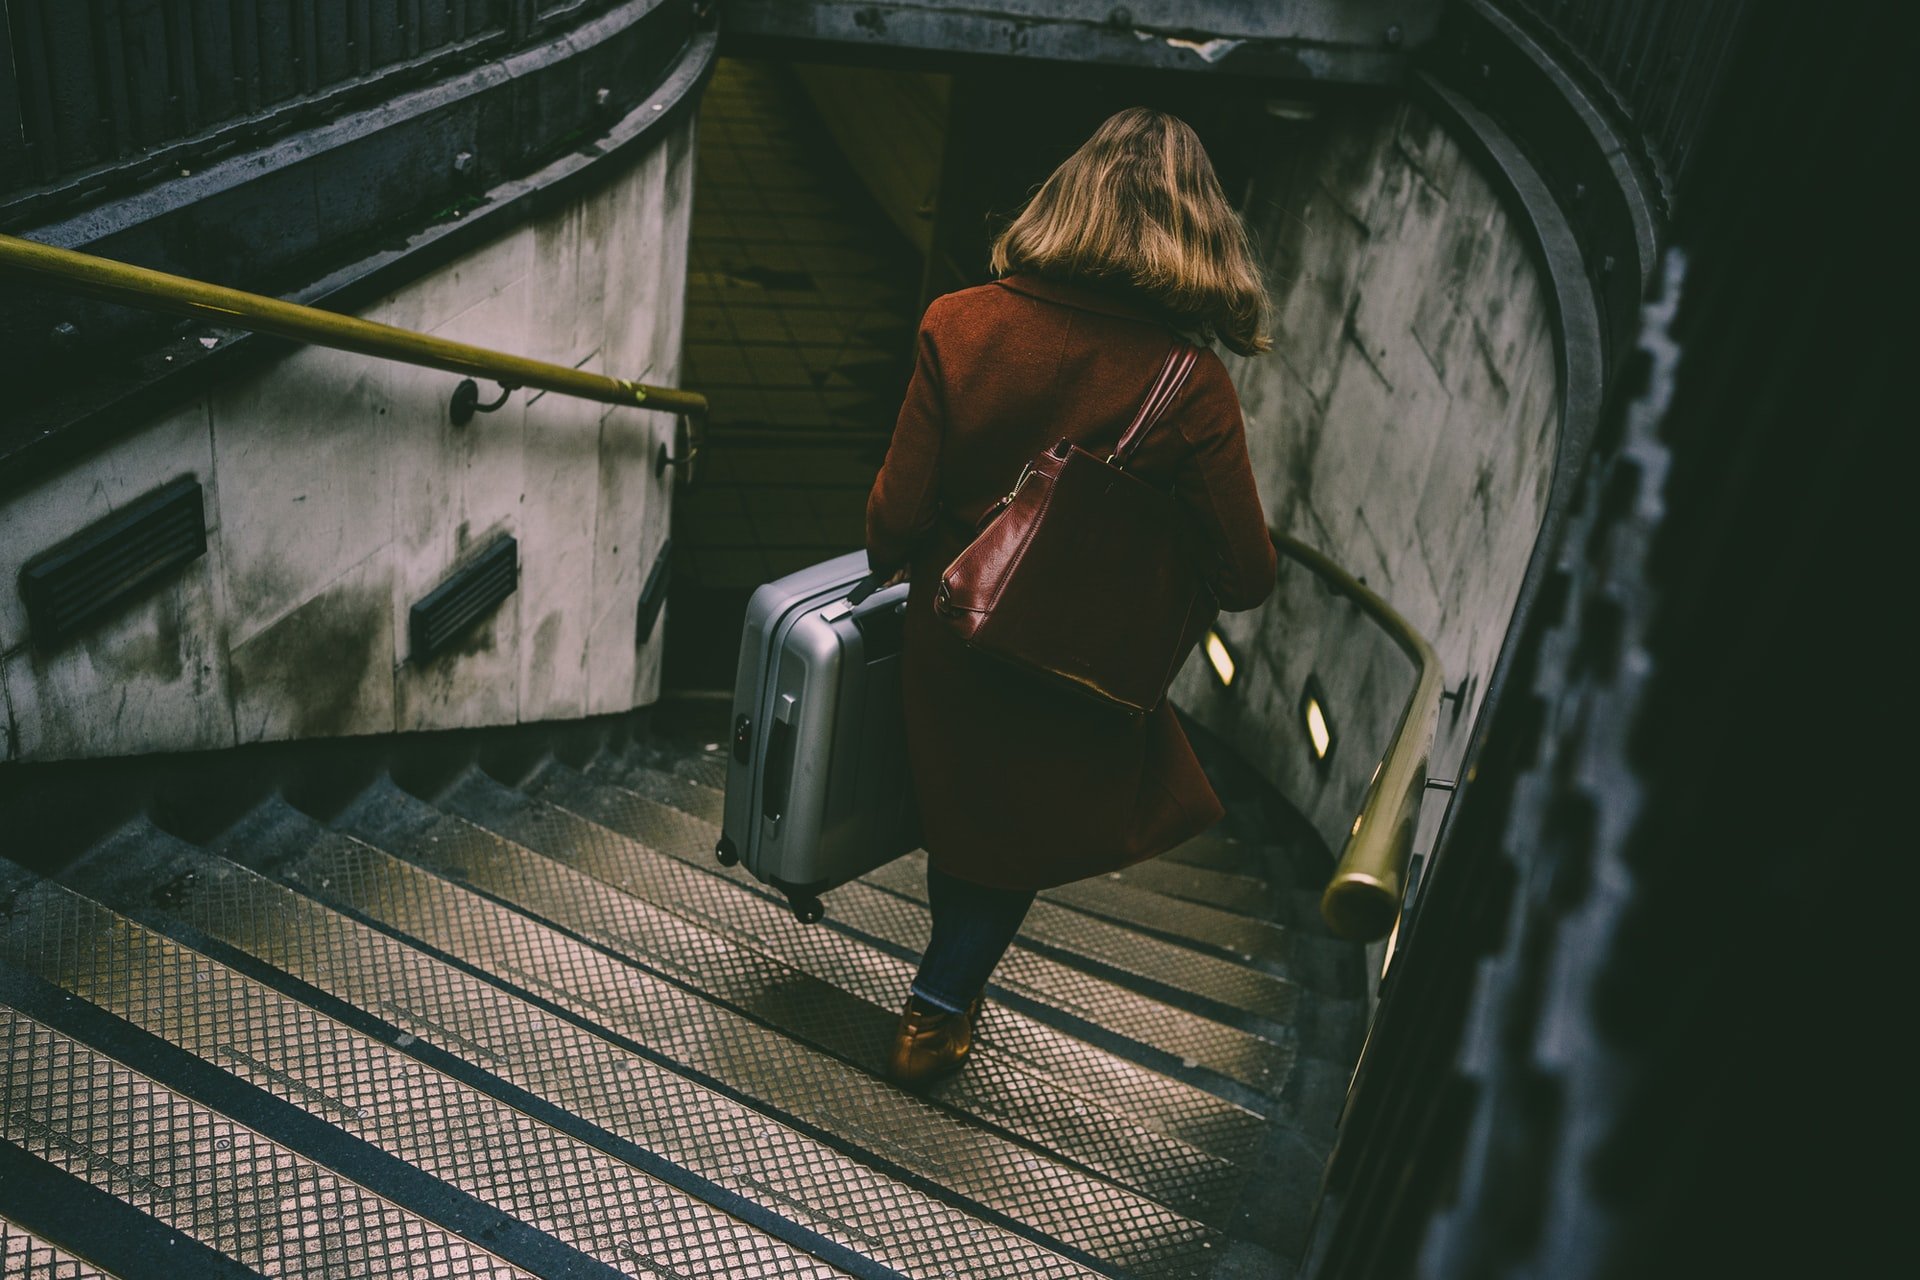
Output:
[409,535,518,662]
[19,476,207,650]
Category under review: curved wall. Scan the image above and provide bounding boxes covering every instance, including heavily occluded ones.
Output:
[1172,95,1561,855]
[0,118,694,762]
[0,0,706,483]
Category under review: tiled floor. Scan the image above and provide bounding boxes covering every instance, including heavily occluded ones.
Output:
[665,59,924,688]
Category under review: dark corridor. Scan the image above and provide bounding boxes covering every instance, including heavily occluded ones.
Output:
[663,59,924,691]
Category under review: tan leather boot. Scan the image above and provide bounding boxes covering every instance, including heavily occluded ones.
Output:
[886,995,983,1086]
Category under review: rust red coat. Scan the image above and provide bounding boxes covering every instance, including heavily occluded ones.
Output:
[865,272,1278,890]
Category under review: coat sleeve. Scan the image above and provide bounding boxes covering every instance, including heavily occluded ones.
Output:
[1171,355,1279,612]
[865,301,947,576]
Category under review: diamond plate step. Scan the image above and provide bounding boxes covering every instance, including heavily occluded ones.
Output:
[1040,873,1305,962]
[641,716,1303,912]
[522,768,1272,1150]
[296,790,1225,1278]
[96,826,1097,1280]
[594,755,1308,966]
[520,766,1297,1095]
[470,768,1269,1161]
[587,756,1312,1007]
[1,1216,116,1280]
[1104,861,1286,920]
[333,779,1243,1231]
[0,880,850,1280]
[0,1109,268,1280]
[0,1003,530,1280]
[857,854,1300,1021]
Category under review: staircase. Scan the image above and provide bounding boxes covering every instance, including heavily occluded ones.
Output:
[0,696,1367,1279]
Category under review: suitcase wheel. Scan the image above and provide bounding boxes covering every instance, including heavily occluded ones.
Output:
[791,896,824,925]
[715,836,740,867]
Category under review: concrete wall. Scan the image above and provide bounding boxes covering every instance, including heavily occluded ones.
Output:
[1173,95,1560,855]
[0,117,696,763]
[725,0,1438,83]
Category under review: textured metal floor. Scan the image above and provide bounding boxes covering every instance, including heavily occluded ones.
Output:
[2,1216,116,1280]
[0,697,1367,1279]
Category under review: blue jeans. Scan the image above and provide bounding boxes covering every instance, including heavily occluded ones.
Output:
[909,866,1037,1014]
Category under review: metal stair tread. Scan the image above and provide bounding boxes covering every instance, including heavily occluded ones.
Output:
[396,772,1251,1218]
[574,757,1365,1068]
[0,875,850,1280]
[90,819,1100,1280]
[541,774,1277,1159]
[2,695,1368,1280]
[449,768,1269,1181]
[1,998,533,1280]
[1109,860,1297,921]
[562,757,1302,1021]
[519,764,1299,1093]
[591,756,1328,990]
[856,851,1303,1022]
[1,1214,120,1280]
[308,782,1225,1277]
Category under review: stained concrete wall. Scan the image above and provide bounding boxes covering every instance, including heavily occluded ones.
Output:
[1173,96,1561,856]
[0,117,695,763]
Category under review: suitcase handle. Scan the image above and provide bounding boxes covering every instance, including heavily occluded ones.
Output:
[846,569,886,606]
[761,694,797,825]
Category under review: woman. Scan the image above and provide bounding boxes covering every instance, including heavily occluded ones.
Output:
[864,107,1279,1086]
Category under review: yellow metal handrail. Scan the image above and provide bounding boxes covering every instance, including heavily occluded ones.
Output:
[1272,531,1446,942]
[0,232,707,417]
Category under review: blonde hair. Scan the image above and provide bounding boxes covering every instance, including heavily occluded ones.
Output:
[989,107,1271,356]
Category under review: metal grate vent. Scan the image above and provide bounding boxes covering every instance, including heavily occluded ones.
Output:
[409,535,518,662]
[637,536,672,645]
[18,475,207,650]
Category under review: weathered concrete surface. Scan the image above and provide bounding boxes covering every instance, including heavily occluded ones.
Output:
[1173,96,1560,859]
[728,1,1438,83]
[1,118,696,762]
[0,399,237,761]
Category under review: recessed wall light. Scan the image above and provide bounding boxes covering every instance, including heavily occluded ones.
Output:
[1203,628,1238,688]
[1301,675,1336,764]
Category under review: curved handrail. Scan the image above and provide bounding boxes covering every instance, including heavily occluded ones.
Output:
[1271,530,1446,942]
[0,232,707,417]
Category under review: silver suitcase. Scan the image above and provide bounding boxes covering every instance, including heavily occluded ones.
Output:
[715,549,919,922]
